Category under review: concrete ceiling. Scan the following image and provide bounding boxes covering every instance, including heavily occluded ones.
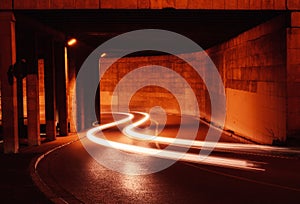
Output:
[16,10,285,51]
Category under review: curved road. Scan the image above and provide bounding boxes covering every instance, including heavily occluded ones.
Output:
[37,113,300,203]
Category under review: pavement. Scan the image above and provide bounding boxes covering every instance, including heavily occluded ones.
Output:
[1,113,300,203]
[35,132,300,204]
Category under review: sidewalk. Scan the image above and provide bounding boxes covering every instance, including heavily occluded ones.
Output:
[0,134,78,203]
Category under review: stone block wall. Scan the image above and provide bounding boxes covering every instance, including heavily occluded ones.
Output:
[286,12,300,139]
[100,55,202,116]
[100,14,288,144]
[216,15,287,144]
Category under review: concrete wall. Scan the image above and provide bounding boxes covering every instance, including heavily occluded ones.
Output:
[100,14,288,144]
[287,12,300,139]
[218,15,287,144]
[0,0,299,10]
[100,56,200,115]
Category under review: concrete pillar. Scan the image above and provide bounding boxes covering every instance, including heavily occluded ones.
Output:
[67,52,77,132]
[26,33,40,146]
[55,42,68,136]
[0,12,18,153]
[79,88,85,130]
[44,39,56,141]
[26,74,40,145]
[17,77,25,137]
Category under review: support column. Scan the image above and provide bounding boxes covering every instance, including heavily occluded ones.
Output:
[0,12,18,153]
[44,39,56,141]
[27,75,40,145]
[68,52,77,132]
[26,32,40,146]
[55,42,68,136]
[17,77,25,137]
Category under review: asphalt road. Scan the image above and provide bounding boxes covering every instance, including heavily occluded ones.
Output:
[37,113,300,203]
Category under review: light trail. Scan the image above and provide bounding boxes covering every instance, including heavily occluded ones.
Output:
[87,112,264,171]
[123,112,300,155]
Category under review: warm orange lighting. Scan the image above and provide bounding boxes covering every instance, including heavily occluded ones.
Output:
[101,53,107,58]
[67,38,77,46]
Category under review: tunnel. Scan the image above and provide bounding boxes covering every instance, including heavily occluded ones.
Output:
[0,1,299,152]
[1,1,300,203]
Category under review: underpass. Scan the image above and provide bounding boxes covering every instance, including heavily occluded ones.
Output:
[1,1,300,203]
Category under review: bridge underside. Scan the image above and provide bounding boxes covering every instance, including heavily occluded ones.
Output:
[1,1,300,153]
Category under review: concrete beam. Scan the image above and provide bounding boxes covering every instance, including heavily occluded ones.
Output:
[288,0,300,10]
[0,0,12,9]
[15,14,65,42]
[0,12,18,153]
[6,0,289,10]
[14,0,99,9]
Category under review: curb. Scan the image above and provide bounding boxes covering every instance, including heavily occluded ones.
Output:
[29,137,82,204]
[197,116,257,144]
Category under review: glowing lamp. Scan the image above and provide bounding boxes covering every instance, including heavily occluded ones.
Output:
[67,38,77,46]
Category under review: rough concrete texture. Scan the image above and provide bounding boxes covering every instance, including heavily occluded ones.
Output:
[5,0,297,10]
[287,12,300,139]
[100,14,289,144]
[26,74,41,146]
[0,12,19,153]
[216,15,287,144]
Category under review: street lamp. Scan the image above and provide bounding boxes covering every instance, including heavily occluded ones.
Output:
[67,38,77,46]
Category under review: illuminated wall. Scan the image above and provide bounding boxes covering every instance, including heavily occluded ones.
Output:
[100,15,288,144]
[100,55,201,116]
[213,15,287,144]
[23,59,46,125]
[38,59,46,124]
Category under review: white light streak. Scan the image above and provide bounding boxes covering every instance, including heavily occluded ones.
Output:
[86,112,264,171]
[123,112,300,155]
[88,112,134,135]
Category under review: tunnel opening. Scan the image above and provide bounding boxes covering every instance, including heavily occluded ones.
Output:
[1,9,294,146]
